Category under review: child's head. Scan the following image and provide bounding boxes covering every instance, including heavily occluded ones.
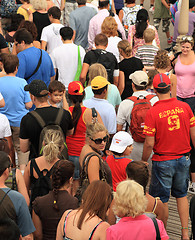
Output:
[147,69,158,89]
[154,50,170,69]
[109,131,133,156]
[48,81,65,104]
[143,28,155,43]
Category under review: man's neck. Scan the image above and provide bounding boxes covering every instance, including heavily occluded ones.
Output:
[63,40,73,44]
[51,19,61,24]
[24,43,34,50]
[78,4,86,7]
[6,73,16,77]
[35,101,50,108]
[94,94,105,99]
[157,92,171,101]
[95,45,107,50]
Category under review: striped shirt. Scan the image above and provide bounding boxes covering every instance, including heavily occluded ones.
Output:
[135,44,159,67]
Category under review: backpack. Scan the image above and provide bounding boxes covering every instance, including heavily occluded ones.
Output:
[30,158,54,206]
[29,108,68,160]
[127,95,155,143]
[0,0,18,18]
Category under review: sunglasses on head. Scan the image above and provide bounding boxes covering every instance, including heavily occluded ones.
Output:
[90,135,108,144]
[181,36,193,42]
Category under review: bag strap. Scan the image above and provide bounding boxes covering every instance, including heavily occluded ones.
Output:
[151,218,161,240]
[0,189,11,206]
[30,158,43,178]
[25,49,42,81]
[145,94,156,101]
[74,45,82,81]
[30,111,46,128]
[82,152,106,182]
[55,107,64,125]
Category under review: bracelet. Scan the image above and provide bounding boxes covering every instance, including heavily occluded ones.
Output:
[181,227,189,230]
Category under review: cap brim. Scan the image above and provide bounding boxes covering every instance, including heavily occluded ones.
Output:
[109,144,127,154]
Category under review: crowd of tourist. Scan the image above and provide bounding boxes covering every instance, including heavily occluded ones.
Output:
[0,0,194,239]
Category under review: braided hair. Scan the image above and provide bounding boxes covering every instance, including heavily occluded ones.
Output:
[51,160,75,211]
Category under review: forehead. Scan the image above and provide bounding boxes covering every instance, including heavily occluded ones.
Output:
[180,41,193,47]
[52,90,63,94]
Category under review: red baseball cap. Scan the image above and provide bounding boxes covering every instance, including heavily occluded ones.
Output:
[68,81,84,95]
[153,73,171,89]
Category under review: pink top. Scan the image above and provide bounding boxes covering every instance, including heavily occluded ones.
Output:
[106,215,169,240]
[88,9,126,49]
[174,55,195,98]
[128,24,160,56]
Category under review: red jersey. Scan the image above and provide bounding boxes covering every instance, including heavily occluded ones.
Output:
[143,98,195,161]
[106,155,133,191]
[66,106,87,156]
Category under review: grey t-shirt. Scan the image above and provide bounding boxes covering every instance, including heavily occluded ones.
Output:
[69,6,97,49]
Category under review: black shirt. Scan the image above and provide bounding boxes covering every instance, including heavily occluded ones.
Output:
[84,49,119,84]
[20,106,73,159]
[119,57,144,100]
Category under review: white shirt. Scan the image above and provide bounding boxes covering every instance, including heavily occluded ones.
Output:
[0,113,12,138]
[41,23,64,54]
[50,43,85,89]
[83,97,117,134]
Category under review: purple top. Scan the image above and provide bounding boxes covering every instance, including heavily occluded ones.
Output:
[173,11,195,42]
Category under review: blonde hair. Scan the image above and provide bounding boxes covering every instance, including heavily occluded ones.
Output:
[118,40,132,57]
[43,129,64,163]
[154,50,170,69]
[88,63,108,85]
[101,16,118,37]
[86,122,108,140]
[143,28,155,43]
[30,0,47,10]
[113,180,147,218]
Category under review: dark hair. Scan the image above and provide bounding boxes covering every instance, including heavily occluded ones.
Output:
[99,0,109,8]
[13,28,33,44]
[60,27,73,41]
[48,6,61,20]
[95,33,108,46]
[126,0,135,3]
[3,54,19,74]
[111,150,124,156]
[133,83,147,91]
[7,14,24,32]
[147,70,158,87]
[126,161,149,194]
[49,81,65,93]
[77,180,112,229]
[92,85,108,95]
[77,0,87,5]
[135,9,149,39]
[18,20,38,40]
[23,0,30,2]
[0,218,21,240]
[52,160,75,211]
[0,53,8,64]
[68,93,85,134]
[154,86,170,94]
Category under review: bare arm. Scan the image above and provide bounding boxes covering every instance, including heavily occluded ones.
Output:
[117,124,123,132]
[83,108,104,125]
[23,161,31,193]
[16,169,30,206]
[190,126,195,148]
[25,101,33,110]
[5,136,15,167]
[56,212,66,240]
[20,138,30,153]
[41,40,47,51]
[32,210,43,240]
[62,92,69,111]
[161,0,170,9]
[113,76,119,87]
[170,74,177,98]
[142,136,155,162]
[80,63,89,85]
[22,233,33,240]
[61,0,65,10]
[87,155,101,183]
[118,71,124,95]
[118,9,123,23]
[1,47,9,53]
[0,97,5,107]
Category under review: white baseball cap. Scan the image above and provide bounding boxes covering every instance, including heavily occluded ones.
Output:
[109,131,133,154]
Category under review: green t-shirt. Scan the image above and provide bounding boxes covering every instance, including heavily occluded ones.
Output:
[154,0,170,19]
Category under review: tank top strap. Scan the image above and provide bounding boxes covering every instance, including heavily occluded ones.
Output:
[152,197,160,213]
[63,210,73,239]
[89,221,103,240]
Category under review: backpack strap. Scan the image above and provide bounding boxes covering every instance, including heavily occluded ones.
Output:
[30,111,46,128]
[30,158,43,178]
[145,94,156,101]
[127,96,138,102]
[0,189,11,206]
[55,107,64,125]
[151,217,161,240]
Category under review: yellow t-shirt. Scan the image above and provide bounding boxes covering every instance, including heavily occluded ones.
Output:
[17,6,35,20]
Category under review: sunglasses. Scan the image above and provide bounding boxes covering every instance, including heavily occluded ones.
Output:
[180,36,193,42]
[90,135,108,144]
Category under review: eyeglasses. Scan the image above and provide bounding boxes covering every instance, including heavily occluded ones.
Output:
[90,135,108,144]
[180,36,194,42]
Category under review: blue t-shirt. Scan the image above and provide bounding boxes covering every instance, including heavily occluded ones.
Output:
[16,47,55,87]
[0,76,31,127]
[1,188,35,237]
